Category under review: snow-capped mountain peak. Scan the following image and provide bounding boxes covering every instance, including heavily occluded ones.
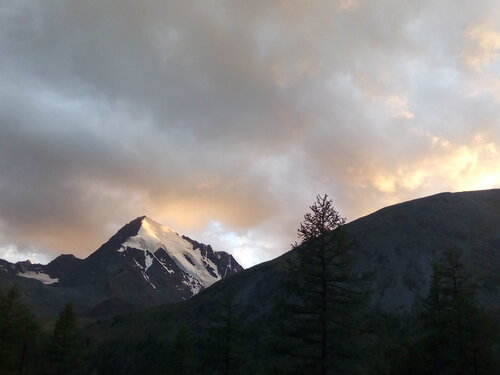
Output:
[141,216,176,237]
[116,216,242,296]
[0,215,243,316]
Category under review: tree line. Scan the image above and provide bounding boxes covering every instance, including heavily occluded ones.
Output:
[1,194,499,374]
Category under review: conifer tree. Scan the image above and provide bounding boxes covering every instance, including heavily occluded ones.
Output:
[421,250,499,375]
[274,194,368,375]
[0,285,39,375]
[204,294,247,375]
[46,303,84,375]
[165,323,197,375]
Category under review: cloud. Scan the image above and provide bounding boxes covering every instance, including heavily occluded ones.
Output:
[337,0,360,11]
[0,0,499,266]
[464,24,500,71]
[0,244,55,265]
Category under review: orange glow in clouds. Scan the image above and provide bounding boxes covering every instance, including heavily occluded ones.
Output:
[367,134,499,198]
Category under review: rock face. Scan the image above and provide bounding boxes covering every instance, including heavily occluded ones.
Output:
[0,216,243,316]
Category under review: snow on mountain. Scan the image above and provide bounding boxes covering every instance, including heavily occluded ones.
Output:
[0,259,60,285]
[116,216,238,295]
[0,215,243,316]
[18,271,59,285]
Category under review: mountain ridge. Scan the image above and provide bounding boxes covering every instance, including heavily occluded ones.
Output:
[85,189,500,375]
[184,188,500,315]
[0,215,243,316]
[1,189,498,318]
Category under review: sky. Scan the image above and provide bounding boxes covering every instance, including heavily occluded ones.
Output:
[0,0,499,268]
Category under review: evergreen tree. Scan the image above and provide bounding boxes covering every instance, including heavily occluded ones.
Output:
[0,285,40,375]
[46,303,84,375]
[203,294,247,375]
[421,250,499,375]
[274,194,368,375]
[165,323,197,375]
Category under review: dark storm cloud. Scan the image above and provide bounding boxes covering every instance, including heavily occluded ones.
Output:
[0,0,499,266]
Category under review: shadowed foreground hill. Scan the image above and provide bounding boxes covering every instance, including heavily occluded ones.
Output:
[347,188,500,310]
[192,188,500,314]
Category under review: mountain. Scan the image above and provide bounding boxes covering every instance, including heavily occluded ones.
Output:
[180,189,499,318]
[345,188,500,310]
[0,216,242,316]
[2,189,499,319]
[83,189,500,374]
[111,188,500,320]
